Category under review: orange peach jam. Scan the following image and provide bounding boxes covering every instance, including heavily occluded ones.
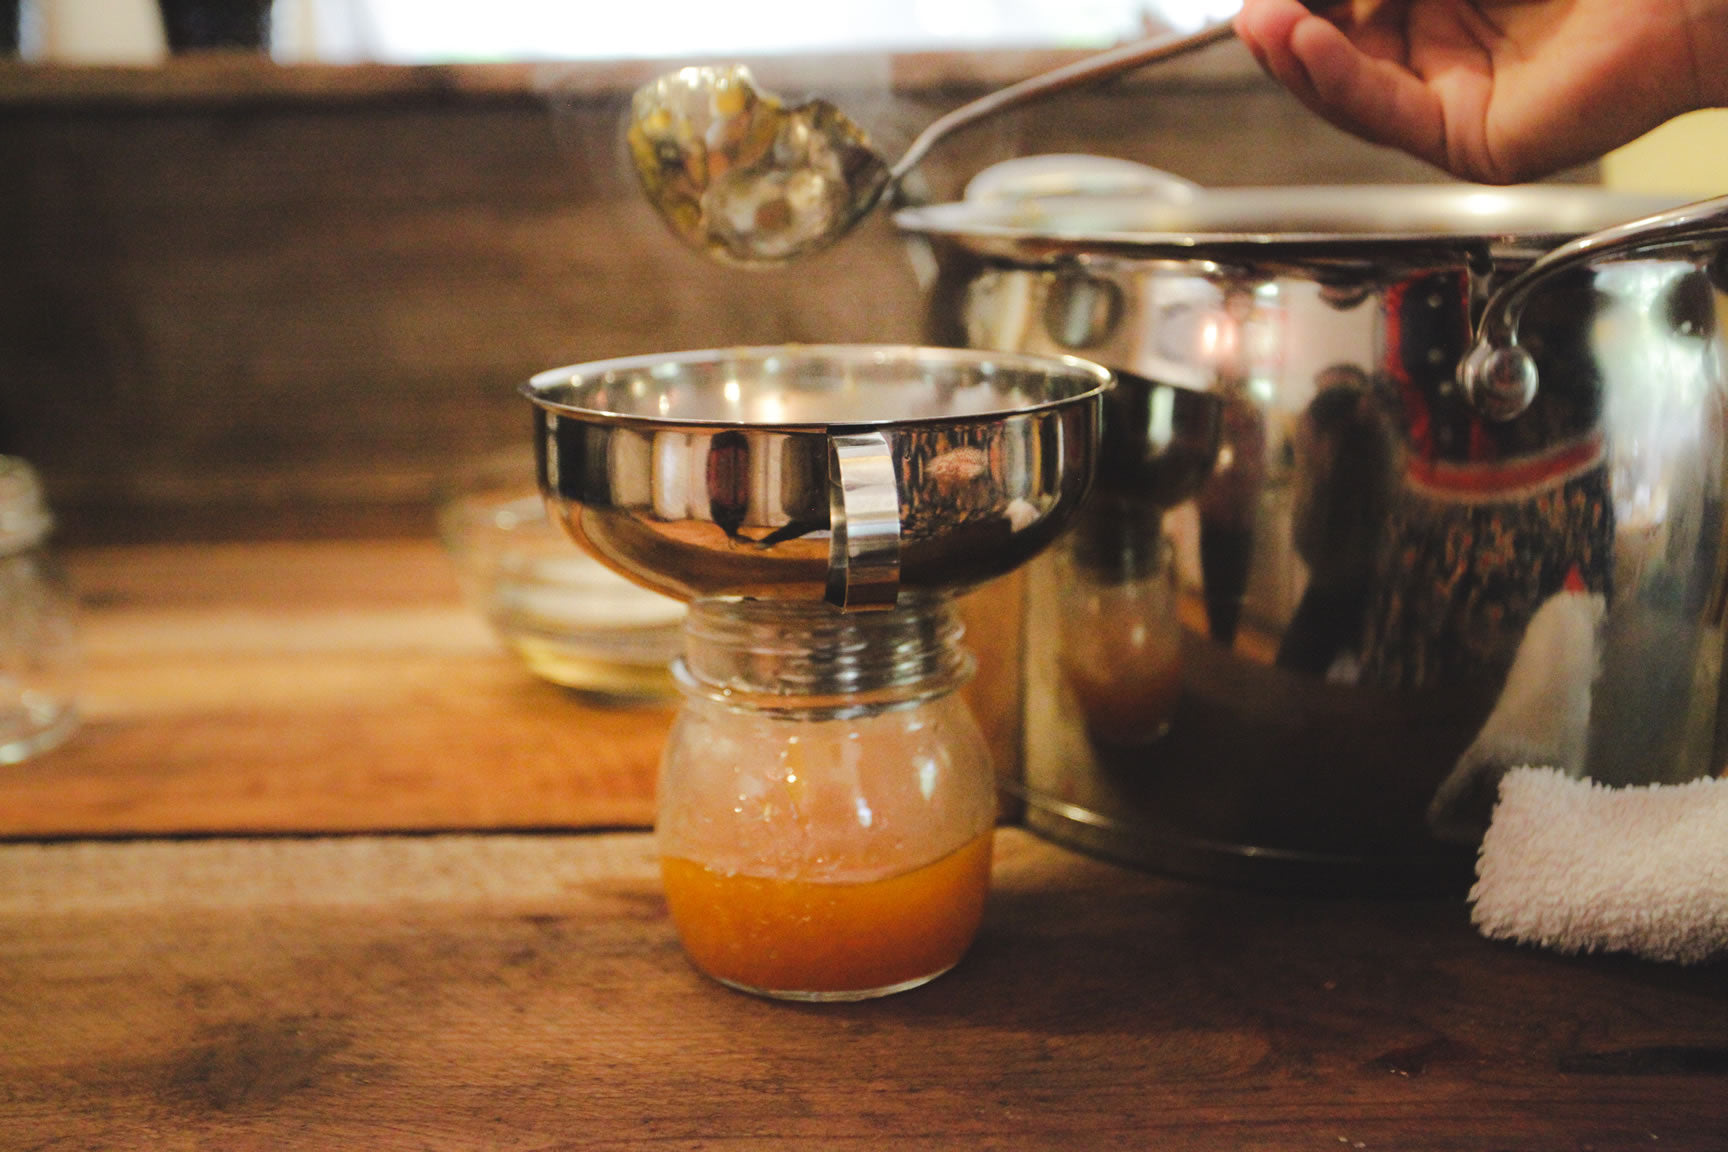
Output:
[661,831,993,997]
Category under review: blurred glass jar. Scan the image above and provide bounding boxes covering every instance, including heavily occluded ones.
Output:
[438,451,685,699]
[0,457,80,764]
[1056,495,1183,746]
[658,595,996,1001]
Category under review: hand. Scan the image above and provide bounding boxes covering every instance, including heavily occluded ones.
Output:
[1234,0,1728,184]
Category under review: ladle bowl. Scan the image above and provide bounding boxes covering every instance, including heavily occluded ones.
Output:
[523,345,1109,609]
[626,22,1244,266]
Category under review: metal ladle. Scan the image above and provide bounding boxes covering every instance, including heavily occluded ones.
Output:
[626,21,1241,268]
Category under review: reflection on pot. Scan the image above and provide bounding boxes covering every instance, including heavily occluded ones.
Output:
[904,181,1728,893]
[1056,496,1182,748]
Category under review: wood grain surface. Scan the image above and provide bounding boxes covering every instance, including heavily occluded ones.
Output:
[3,827,1726,1150]
[0,539,1029,840]
[0,540,669,838]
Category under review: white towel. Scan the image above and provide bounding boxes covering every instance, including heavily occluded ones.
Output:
[1470,766,1728,964]
[1428,587,1605,844]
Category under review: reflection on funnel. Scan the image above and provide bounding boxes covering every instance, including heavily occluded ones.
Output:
[523,344,1109,610]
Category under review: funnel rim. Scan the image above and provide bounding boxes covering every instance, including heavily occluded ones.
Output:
[521,343,1112,431]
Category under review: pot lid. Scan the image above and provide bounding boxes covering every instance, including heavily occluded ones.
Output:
[894,182,1686,263]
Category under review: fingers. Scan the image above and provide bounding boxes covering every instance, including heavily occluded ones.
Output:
[1289,15,1451,166]
[1237,0,1451,175]
[1234,0,1321,97]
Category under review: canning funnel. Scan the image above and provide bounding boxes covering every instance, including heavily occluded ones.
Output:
[522,345,1109,610]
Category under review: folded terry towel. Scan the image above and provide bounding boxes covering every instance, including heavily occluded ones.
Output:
[1429,585,1605,844]
[1471,766,1728,964]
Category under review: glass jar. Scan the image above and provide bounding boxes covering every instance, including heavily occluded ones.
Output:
[437,450,684,700]
[0,457,79,764]
[1056,494,1183,747]
[657,594,995,1001]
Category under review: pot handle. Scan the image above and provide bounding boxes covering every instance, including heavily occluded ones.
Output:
[826,431,902,611]
[1460,192,1728,421]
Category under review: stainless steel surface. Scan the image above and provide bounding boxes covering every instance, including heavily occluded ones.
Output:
[902,181,1728,892]
[627,65,891,267]
[522,345,1108,610]
[959,154,1202,206]
[625,23,1235,267]
[826,432,900,610]
[897,183,1685,259]
[1461,192,1728,419]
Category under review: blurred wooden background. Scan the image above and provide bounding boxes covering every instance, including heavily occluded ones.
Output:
[0,47,1460,547]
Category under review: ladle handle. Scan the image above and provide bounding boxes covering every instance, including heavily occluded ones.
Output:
[886,2,1339,182]
[889,23,1237,182]
[827,431,902,611]
[1460,192,1728,421]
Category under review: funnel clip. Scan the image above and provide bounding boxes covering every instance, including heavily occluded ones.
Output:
[826,430,901,611]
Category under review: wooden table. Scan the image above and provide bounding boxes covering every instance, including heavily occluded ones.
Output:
[0,540,668,839]
[3,541,1726,1149]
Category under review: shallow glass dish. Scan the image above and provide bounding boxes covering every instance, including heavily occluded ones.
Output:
[438,452,685,700]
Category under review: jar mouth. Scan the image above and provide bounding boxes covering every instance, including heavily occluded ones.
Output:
[675,594,974,717]
[669,656,976,720]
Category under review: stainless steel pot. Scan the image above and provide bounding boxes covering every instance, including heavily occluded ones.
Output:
[897,177,1728,893]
